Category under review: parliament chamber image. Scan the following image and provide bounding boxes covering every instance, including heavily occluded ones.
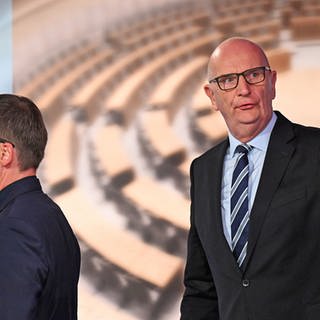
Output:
[3,0,320,318]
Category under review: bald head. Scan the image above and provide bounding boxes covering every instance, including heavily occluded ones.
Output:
[207,37,270,81]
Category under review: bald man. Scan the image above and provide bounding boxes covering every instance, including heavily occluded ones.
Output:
[180,38,320,320]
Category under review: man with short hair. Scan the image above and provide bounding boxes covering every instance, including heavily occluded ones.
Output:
[0,94,80,319]
[180,38,320,319]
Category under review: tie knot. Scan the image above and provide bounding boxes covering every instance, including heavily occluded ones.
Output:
[235,144,251,155]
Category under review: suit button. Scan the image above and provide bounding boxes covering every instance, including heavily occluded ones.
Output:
[242,279,250,287]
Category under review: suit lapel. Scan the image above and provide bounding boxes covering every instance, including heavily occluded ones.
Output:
[242,112,296,271]
[204,140,242,275]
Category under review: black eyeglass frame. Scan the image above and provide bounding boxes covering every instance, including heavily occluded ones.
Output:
[208,66,272,91]
[0,138,15,148]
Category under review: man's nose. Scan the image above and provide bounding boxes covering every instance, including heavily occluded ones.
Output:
[236,75,251,96]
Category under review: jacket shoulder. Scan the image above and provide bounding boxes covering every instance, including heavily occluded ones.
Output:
[293,122,320,140]
[193,139,228,166]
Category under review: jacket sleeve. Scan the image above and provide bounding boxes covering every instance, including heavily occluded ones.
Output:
[180,161,219,319]
[0,218,48,320]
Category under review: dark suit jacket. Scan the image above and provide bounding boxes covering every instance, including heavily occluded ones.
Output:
[181,112,320,320]
[0,176,80,320]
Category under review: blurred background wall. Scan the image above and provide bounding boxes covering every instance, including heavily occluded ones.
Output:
[2,0,320,319]
[0,0,12,91]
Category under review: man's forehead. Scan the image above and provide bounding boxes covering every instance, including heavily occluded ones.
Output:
[211,47,265,74]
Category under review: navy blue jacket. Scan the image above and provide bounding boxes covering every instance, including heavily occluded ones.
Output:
[0,176,80,319]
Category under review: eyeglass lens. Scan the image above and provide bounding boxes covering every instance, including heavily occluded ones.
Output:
[216,67,267,90]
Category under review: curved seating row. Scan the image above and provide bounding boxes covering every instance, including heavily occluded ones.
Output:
[55,186,184,293]
[70,25,210,123]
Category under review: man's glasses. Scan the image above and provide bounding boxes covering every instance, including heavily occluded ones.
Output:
[209,66,271,91]
[0,138,15,147]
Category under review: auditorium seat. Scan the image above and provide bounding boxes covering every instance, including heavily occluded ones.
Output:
[92,124,134,188]
[70,25,205,124]
[266,48,291,72]
[148,55,208,116]
[281,0,320,27]
[195,111,228,144]
[213,11,268,35]
[191,81,211,116]
[236,20,281,38]
[139,109,186,165]
[214,0,273,17]
[119,10,210,49]
[18,41,98,98]
[55,187,184,291]
[78,281,140,320]
[190,82,227,147]
[43,115,77,196]
[122,175,190,231]
[107,3,208,46]
[290,16,320,40]
[89,122,189,251]
[104,33,221,126]
[34,46,114,125]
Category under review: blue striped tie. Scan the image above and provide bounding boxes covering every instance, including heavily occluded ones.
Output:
[231,144,252,267]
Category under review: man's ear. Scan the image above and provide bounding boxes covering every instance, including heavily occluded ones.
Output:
[204,84,218,111]
[0,143,14,166]
[270,70,277,100]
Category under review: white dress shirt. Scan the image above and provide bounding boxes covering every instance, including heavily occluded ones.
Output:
[221,112,277,248]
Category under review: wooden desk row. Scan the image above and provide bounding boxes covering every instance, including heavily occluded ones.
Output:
[34,47,114,124]
[55,187,184,290]
[18,41,98,98]
[92,123,190,231]
[104,33,221,126]
[70,25,204,123]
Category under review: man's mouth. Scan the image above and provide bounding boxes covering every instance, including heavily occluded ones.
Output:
[237,103,255,110]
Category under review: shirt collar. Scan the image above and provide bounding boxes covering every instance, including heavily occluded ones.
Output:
[229,112,277,157]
